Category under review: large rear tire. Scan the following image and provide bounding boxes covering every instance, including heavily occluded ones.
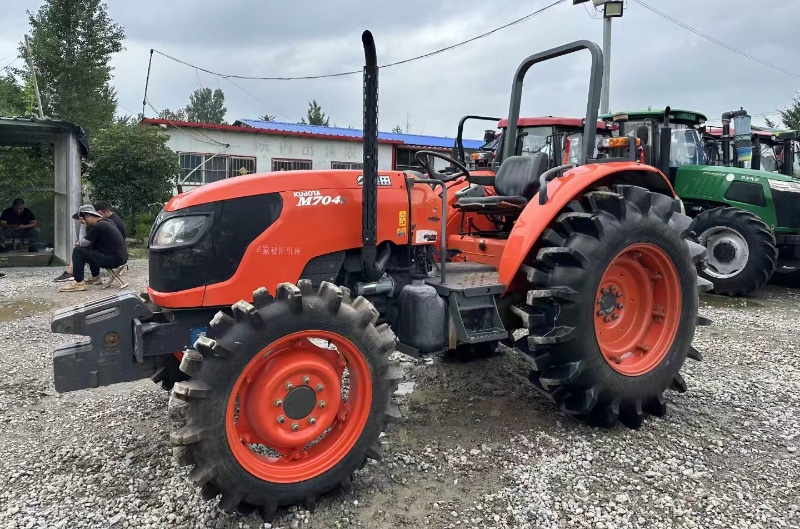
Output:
[513,185,706,429]
[168,280,399,520]
[690,207,777,296]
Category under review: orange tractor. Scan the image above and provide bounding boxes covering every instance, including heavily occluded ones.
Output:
[51,32,709,519]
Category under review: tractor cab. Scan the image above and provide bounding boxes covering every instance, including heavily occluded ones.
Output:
[454,115,612,172]
[702,126,798,175]
[600,108,708,185]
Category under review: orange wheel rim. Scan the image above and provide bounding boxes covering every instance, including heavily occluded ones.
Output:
[594,243,681,376]
[225,330,372,483]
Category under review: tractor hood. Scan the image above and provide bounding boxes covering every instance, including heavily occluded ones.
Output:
[165,169,374,212]
[678,165,797,183]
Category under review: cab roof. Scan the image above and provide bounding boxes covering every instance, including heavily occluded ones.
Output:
[497,116,610,130]
[600,109,708,126]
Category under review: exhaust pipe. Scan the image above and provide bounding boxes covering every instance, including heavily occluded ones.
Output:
[361,30,382,281]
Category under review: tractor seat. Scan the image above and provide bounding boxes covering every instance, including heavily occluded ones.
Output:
[455,154,548,213]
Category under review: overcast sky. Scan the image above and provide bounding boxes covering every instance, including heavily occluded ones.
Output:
[1,0,798,140]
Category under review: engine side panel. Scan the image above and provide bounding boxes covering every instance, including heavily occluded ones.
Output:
[148,170,446,308]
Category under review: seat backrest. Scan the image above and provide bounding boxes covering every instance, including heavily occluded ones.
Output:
[493,154,549,200]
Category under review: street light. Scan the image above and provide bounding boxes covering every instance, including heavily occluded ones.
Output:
[603,1,624,18]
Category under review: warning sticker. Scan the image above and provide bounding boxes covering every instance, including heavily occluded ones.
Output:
[398,210,407,227]
[397,228,407,237]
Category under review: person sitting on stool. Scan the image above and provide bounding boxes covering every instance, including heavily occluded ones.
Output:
[53,201,127,283]
[0,198,40,252]
[59,205,128,292]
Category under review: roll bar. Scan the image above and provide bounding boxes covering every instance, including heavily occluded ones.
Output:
[502,40,603,166]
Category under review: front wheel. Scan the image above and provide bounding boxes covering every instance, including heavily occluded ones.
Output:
[168,281,399,519]
[515,185,706,429]
[690,207,777,296]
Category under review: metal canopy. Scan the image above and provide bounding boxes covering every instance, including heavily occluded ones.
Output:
[0,116,87,264]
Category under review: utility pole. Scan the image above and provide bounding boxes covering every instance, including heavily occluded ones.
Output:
[24,35,44,119]
[601,16,612,114]
[573,0,624,115]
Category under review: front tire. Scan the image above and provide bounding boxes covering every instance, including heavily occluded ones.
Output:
[690,207,777,296]
[513,185,706,429]
[168,281,399,519]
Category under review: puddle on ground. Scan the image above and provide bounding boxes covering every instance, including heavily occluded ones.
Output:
[0,299,55,321]
[700,293,764,309]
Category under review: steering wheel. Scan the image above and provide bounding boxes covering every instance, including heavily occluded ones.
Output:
[414,150,471,183]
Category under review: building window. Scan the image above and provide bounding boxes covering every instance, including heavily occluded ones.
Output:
[180,153,205,185]
[230,156,256,177]
[396,148,428,171]
[331,161,364,170]
[272,158,312,171]
[178,153,257,185]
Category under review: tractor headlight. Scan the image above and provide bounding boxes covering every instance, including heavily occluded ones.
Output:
[150,215,211,250]
[768,179,800,192]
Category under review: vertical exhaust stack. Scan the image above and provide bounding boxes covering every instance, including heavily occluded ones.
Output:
[361,30,381,281]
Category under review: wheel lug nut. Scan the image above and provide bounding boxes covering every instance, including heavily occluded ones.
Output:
[277,415,285,424]
[308,416,316,425]
[604,316,611,322]
[303,376,310,384]
[617,304,624,309]
[612,314,619,320]
[601,288,608,295]
[291,423,299,431]
[616,292,623,298]
[319,401,326,409]
[274,399,283,407]
[609,285,616,291]
[316,384,324,392]
[597,310,604,316]
[285,382,293,390]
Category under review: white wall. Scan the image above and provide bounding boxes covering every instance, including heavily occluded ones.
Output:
[155,125,396,193]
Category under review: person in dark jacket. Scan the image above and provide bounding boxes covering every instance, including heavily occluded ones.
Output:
[58,205,128,292]
[0,198,40,252]
[93,201,127,239]
[53,201,127,282]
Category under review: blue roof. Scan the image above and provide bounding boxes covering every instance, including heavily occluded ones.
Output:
[236,119,485,150]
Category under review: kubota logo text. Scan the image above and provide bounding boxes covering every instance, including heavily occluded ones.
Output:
[294,190,346,206]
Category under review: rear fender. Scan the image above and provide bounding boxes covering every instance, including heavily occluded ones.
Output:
[497,162,675,289]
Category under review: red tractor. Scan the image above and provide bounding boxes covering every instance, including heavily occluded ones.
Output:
[52,32,708,519]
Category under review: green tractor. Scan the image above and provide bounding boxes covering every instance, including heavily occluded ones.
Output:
[601,107,800,296]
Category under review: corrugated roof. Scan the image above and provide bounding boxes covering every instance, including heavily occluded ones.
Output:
[0,116,88,155]
[236,119,485,149]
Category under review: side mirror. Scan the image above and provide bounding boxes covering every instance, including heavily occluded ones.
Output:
[483,129,496,143]
[636,125,649,146]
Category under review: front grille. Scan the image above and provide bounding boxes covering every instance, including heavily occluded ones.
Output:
[149,194,283,293]
[771,189,800,230]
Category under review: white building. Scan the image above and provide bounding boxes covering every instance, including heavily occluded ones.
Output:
[141,118,484,193]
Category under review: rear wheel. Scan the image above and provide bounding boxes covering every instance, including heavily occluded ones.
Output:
[690,207,777,296]
[513,185,706,428]
[168,281,400,519]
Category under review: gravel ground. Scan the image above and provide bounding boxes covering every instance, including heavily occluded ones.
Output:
[0,261,799,529]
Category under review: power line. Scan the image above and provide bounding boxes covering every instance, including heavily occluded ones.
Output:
[633,0,800,79]
[151,0,565,81]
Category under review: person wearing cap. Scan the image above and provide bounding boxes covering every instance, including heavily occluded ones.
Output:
[53,201,126,282]
[58,205,128,292]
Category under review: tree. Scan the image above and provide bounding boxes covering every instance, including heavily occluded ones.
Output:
[391,125,403,134]
[260,113,276,121]
[0,73,26,116]
[779,93,800,131]
[300,99,330,126]
[85,120,178,236]
[185,87,227,124]
[764,117,777,128]
[158,108,187,121]
[16,0,124,137]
